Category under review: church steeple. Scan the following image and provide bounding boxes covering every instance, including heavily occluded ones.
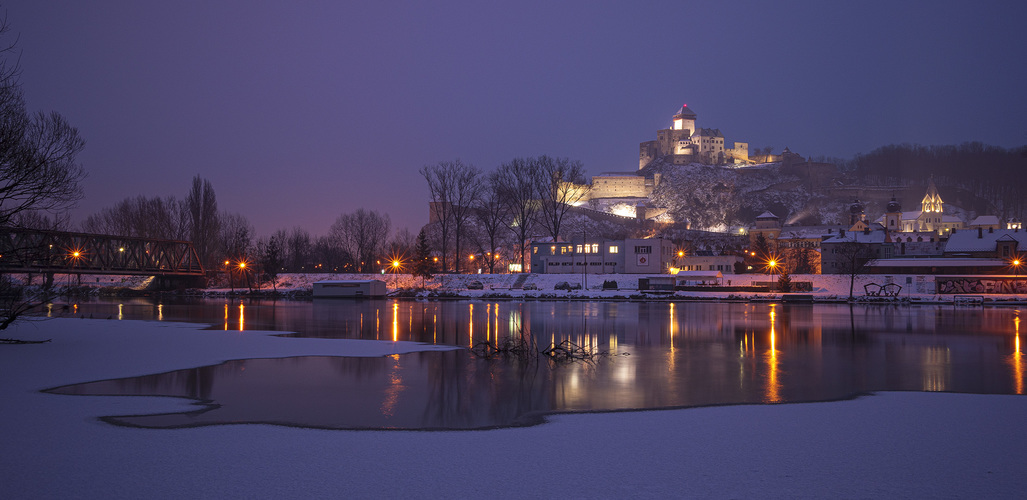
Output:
[921,177,943,213]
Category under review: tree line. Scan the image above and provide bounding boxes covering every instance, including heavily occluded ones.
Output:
[420,155,588,274]
[846,142,1027,220]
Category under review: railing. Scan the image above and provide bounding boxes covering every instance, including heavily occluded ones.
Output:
[0,228,204,276]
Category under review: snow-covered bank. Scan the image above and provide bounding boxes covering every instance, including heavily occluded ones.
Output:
[244,272,1026,303]
[25,272,1027,304]
[2,318,1025,498]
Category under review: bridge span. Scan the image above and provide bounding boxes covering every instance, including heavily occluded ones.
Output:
[0,228,205,285]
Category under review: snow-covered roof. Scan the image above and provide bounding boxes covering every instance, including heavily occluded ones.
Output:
[778,226,846,239]
[756,211,779,219]
[866,258,1006,268]
[945,229,1026,252]
[674,270,723,278]
[969,215,1000,227]
[822,230,888,244]
[595,171,641,177]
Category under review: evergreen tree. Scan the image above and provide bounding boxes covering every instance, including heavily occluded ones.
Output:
[413,229,434,284]
[260,235,283,292]
[777,271,792,293]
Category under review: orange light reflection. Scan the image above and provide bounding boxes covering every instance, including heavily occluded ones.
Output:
[764,307,781,403]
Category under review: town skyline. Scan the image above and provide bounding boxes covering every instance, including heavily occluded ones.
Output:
[8,1,1026,236]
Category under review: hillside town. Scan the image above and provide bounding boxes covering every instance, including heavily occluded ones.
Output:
[408,106,1027,299]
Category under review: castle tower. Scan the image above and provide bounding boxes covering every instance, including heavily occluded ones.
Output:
[671,104,696,136]
[884,196,902,230]
[921,178,943,213]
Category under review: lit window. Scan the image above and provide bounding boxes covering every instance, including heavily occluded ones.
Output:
[576,245,583,253]
[550,245,556,255]
[609,245,619,253]
[591,244,599,253]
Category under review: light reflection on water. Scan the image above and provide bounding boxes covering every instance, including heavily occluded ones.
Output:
[44,298,1026,430]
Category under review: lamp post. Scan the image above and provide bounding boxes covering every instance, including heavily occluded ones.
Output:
[238,261,250,291]
[225,260,233,292]
[391,260,401,288]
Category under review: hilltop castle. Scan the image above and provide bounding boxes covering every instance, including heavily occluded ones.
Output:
[638,104,750,168]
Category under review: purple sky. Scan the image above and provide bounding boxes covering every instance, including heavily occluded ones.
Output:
[8,1,1026,237]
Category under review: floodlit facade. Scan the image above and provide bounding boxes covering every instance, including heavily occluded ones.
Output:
[530,238,676,274]
[638,104,750,168]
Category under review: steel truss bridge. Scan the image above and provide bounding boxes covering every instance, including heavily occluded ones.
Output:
[0,228,205,278]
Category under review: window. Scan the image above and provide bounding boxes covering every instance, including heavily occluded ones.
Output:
[609,245,619,253]
[591,244,599,253]
[634,246,652,254]
[550,245,556,255]
[576,245,583,254]
[533,247,538,254]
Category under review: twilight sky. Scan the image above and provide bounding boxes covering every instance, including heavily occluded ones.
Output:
[8,1,1026,237]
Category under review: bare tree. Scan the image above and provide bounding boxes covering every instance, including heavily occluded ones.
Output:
[420,160,480,273]
[11,210,70,231]
[187,176,219,268]
[330,208,391,273]
[256,234,283,291]
[81,195,186,240]
[472,170,513,274]
[532,155,587,241]
[835,241,873,300]
[218,212,253,263]
[752,146,774,164]
[496,158,537,272]
[312,234,346,272]
[284,227,311,272]
[0,16,85,338]
[388,227,415,261]
[219,212,253,289]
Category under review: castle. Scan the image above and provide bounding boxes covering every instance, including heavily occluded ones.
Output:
[638,104,750,168]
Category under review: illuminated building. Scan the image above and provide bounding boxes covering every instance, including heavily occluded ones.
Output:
[638,104,750,168]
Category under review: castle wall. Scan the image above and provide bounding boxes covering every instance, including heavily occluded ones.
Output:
[591,174,650,198]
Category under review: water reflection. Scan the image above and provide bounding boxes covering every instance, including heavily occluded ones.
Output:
[43,298,1027,430]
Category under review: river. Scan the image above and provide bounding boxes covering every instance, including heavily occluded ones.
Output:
[44,297,1025,429]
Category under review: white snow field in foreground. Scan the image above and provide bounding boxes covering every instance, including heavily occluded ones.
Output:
[2,317,1025,498]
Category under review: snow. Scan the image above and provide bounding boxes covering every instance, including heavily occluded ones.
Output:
[20,270,1027,303]
[2,317,1026,498]
[265,272,1024,303]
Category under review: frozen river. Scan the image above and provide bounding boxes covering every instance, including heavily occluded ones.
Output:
[45,297,1025,429]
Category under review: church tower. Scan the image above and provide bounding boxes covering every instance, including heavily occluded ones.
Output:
[921,178,944,213]
[884,196,902,231]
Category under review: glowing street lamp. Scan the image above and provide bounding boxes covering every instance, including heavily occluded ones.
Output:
[1013,257,1023,277]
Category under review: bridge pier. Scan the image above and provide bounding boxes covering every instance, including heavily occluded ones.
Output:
[148,275,207,291]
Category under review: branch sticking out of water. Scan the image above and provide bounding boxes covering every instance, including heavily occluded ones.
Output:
[470,336,616,365]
